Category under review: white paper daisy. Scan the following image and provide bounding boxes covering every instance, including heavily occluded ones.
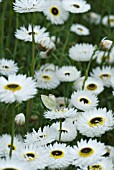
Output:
[69,43,95,62]
[90,66,114,87]
[56,66,81,82]
[102,15,114,27]
[34,70,60,90]
[46,142,75,169]
[13,0,45,13]
[25,125,58,146]
[0,158,32,170]
[76,108,114,137]
[51,120,77,142]
[0,74,37,103]
[0,59,18,76]
[15,24,49,43]
[70,23,90,36]
[72,139,106,167]
[73,76,104,95]
[42,0,69,25]
[0,134,23,158]
[44,107,78,120]
[14,144,50,170]
[62,0,91,13]
[83,11,101,25]
[71,90,98,111]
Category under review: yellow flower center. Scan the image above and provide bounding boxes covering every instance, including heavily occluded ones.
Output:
[50,150,64,159]
[42,75,52,81]
[4,84,21,92]
[86,84,97,91]
[23,152,36,161]
[77,27,83,32]
[73,4,80,8]
[79,147,94,157]
[89,164,102,170]
[2,168,18,170]
[103,147,110,157]
[88,117,105,127]
[79,97,90,104]
[99,74,111,80]
[50,6,59,16]
[64,72,71,76]
[8,144,16,151]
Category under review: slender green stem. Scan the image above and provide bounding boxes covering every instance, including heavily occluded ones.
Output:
[31,13,35,77]
[13,13,19,59]
[59,118,62,143]
[26,99,33,131]
[82,46,98,90]
[9,104,15,158]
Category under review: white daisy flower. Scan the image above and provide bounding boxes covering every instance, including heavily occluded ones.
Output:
[73,76,104,95]
[15,24,49,43]
[69,43,95,62]
[62,0,91,13]
[51,120,77,142]
[0,74,37,103]
[94,48,114,64]
[88,158,114,170]
[44,107,78,120]
[72,139,106,167]
[76,108,114,137]
[0,59,18,76]
[25,125,59,146]
[56,66,81,82]
[71,90,98,111]
[14,144,50,170]
[13,0,45,13]
[42,0,69,25]
[56,97,67,109]
[38,36,55,51]
[0,158,31,170]
[46,142,75,169]
[90,66,114,87]
[102,15,114,27]
[40,63,58,72]
[34,70,60,90]
[83,12,101,25]
[0,134,23,158]
[70,23,90,36]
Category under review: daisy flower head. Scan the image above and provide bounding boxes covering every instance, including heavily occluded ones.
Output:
[15,24,49,43]
[71,90,98,111]
[103,145,114,163]
[88,158,114,170]
[44,107,78,120]
[90,66,114,87]
[83,12,101,25]
[62,0,91,13]
[0,158,31,170]
[0,134,23,158]
[56,66,81,82]
[25,126,59,146]
[76,108,114,137]
[70,23,90,36]
[42,0,69,25]
[72,139,106,167]
[94,48,114,64]
[13,0,45,13]
[73,77,104,95]
[102,15,114,27]
[46,142,75,169]
[69,43,95,62]
[0,59,18,76]
[51,120,77,142]
[14,144,50,170]
[34,70,60,90]
[40,63,58,72]
[0,74,37,103]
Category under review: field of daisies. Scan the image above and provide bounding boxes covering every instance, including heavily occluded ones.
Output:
[0,0,114,169]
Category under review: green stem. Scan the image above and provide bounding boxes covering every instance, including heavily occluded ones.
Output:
[26,99,33,131]
[13,13,19,59]
[9,104,15,158]
[31,13,35,77]
[59,118,62,143]
[82,46,98,90]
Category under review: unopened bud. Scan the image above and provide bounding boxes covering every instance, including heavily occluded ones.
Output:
[100,38,113,51]
[15,113,25,126]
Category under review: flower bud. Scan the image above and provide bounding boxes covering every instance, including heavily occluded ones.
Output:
[15,113,25,126]
[100,38,113,51]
